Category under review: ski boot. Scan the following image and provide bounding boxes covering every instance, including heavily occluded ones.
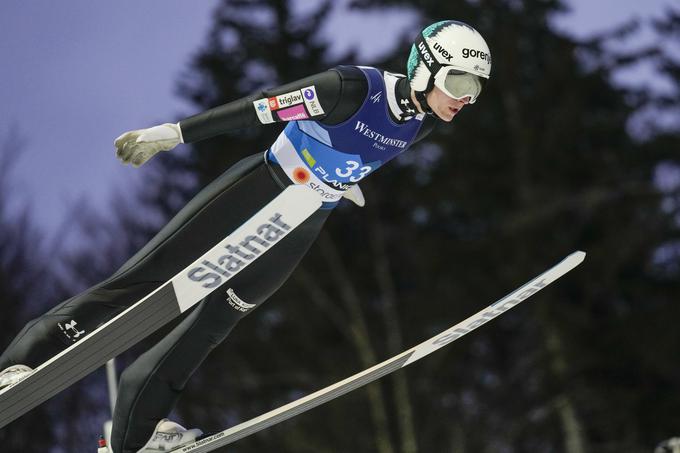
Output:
[138,418,203,452]
[97,419,203,452]
[0,365,33,390]
[656,437,680,453]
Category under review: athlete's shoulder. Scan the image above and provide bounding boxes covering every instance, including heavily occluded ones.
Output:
[332,65,405,80]
[329,65,405,96]
[331,65,368,82]
[321,66,369,122]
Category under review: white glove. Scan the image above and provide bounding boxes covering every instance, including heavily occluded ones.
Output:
[114,122,183,167]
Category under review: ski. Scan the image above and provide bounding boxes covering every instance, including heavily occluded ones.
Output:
[173,251,586,453]
[0,185,323,429]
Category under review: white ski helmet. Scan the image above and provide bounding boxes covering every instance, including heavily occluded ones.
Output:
[407,20,492,105]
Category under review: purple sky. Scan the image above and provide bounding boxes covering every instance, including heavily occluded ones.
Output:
[0,0,673,239]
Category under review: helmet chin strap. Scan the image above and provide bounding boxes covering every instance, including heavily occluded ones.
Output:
[415,90,443,120]
[413,31,443,120]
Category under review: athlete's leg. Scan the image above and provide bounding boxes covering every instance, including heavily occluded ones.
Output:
[0,154,266,371]
[110,208,331,453]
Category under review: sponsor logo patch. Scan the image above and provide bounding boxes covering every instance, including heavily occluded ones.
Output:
[58,319,86,342]
[293,167,310,184]
[462,48,492,64]
[432,42,453,61]
[187,214,292,289]
[178,432,226,451]
[432,277,548,347]
[273,90,304,110]
[307,181,343,201]
[253,98,275,124]
[226,288,256,312]
[301,86,325,116]
[276,104,309,121]
[418,41,435,67]
[312,165,353,191]
[400,98,416,115]
[370,91,382,104]
[301,148,316,167]
[354,120,408,149]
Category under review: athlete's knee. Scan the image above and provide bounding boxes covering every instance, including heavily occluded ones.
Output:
[117,358,177,397]
[117,362,142,394]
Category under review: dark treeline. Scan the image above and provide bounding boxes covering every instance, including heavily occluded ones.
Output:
[0,133,55,452]
[1,1,679,452]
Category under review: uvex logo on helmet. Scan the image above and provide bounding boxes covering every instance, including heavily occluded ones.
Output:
[432,42,453,62]
[462,48,491,63]
[417,41,435,67]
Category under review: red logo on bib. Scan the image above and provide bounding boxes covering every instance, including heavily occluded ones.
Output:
[293,167,310,184]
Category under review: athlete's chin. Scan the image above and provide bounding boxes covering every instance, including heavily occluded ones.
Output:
[439,111,455,122]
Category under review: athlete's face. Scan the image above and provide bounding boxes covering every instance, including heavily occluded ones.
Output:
[426,86,470,122]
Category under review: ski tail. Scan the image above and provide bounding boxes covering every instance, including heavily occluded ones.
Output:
[175,251,586,453]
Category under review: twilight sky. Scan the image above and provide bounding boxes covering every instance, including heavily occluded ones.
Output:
[0,0,673,239]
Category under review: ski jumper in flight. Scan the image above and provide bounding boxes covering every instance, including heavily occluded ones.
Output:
[0,20,491,453]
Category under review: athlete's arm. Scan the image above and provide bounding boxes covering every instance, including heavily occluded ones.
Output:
[115,67,368,166]
[179,66,367,143]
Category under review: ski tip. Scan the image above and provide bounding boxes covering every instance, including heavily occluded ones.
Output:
[566,250,586,267]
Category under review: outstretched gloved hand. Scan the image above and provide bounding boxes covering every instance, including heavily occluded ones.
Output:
[114,122,183,167]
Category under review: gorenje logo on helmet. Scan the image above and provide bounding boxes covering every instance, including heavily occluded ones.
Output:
[432,42,453,62]
[462,48,491,64]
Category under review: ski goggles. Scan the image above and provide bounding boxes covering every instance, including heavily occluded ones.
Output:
[433,68,485,104]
